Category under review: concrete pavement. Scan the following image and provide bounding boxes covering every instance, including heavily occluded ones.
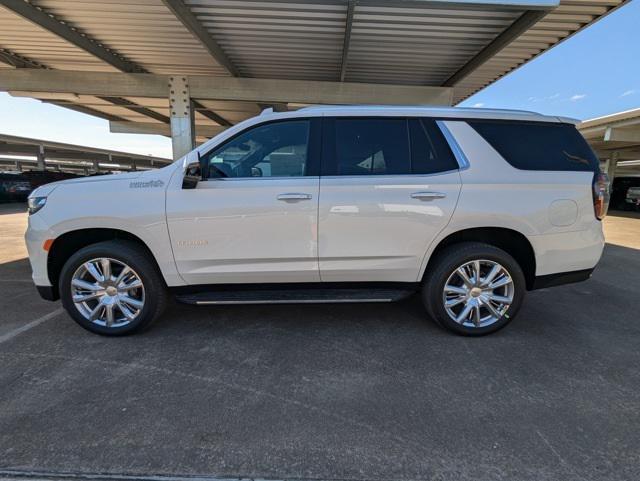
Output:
[0,204,638,481]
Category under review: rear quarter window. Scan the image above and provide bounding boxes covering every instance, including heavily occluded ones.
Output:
[469,121,600,172]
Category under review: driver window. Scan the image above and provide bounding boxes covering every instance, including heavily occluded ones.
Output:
[203,120,310,178]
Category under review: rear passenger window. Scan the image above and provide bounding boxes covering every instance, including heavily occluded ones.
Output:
[469,121,599,172]
[334,119,411,175]
[409,119,458,174]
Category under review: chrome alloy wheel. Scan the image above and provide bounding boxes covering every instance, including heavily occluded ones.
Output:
[442,259,514,328]
[70,258,145,328]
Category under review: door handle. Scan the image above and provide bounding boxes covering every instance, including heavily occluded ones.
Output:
[277,193,312,201]
[411,191,447,200]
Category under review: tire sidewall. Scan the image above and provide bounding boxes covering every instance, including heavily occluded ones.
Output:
[59,242,163,336]
[424,244,526,336]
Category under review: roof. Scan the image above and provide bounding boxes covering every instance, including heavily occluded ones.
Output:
[296,104,573,122]
[0,0,629,140]
[0,133,171,174]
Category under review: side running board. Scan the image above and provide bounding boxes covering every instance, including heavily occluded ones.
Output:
[175,288,415,305]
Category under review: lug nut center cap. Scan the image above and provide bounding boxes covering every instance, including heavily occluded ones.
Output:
[470,287,482,297]
[105,286,117,296]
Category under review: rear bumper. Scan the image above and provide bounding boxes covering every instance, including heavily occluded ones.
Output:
[529,222,605,277]
[531,268,594,290]
[36,285,59,301]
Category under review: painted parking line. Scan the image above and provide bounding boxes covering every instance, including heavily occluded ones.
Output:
[0,308,64,344]
[0,470,281,481]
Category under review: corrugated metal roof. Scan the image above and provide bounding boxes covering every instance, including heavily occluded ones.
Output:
[188,0,347,80]
[34,0,228,76]
[0,0,629,133]
[0,4,116,72]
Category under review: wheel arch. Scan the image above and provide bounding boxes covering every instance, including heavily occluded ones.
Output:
[421,227,537,290]
[47,228,165,300]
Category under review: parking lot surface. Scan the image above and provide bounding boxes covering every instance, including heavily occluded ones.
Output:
[0,203,639,481]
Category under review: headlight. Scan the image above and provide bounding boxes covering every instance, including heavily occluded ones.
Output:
[28,196,47,215]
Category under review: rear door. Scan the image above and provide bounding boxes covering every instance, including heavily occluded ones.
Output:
[318,117,461,282]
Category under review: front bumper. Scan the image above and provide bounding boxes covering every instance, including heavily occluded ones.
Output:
[25,212,53,288]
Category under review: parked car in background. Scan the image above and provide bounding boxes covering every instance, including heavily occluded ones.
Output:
[609,176,640,211]
[25,106,607,337]
[0,172,32,202]
[0,170,85,203]
[21,170,82,189]
[625,186,640,210]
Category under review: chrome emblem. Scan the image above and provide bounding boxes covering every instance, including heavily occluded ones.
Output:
[129,180,165,189]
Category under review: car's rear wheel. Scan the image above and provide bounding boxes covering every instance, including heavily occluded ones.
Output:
[59,240,167,336]
[422,242,526,336]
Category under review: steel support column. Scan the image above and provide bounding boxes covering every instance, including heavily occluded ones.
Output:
[169,76,195,160]
[605,151,619,183]
[36,144,45,171]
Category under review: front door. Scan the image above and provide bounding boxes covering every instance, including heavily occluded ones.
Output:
[318,117,462,282]
[166,118,321,284]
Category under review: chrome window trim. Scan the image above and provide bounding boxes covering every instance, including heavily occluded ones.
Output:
[204,176,319,182]
[437,120,470,171]
[319,170,459,180]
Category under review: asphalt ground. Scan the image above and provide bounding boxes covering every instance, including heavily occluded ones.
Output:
[0,202,639,481]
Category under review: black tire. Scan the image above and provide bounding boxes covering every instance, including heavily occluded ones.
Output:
[59,240,168,336]
[422,242,526,336]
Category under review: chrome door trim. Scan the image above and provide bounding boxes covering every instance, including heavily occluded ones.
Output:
[437,120,470,171]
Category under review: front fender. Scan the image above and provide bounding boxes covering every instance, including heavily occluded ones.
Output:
[38,168,185,287]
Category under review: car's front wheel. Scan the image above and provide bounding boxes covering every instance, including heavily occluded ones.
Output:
[422,242,526,336]
[59,240,167,336]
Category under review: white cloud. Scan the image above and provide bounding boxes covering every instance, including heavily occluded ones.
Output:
[570,94,587,101]
[472,102,484,108]
[621,89,637,97]
[528,93,560,103]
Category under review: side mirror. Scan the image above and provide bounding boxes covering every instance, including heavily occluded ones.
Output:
[182,158,202,189]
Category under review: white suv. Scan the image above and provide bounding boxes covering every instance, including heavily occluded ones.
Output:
[25,106,608,336]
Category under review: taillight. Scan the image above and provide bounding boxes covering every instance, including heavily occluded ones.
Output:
[592,172,610,220]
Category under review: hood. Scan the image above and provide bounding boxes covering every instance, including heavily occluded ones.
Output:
[28,168,172,198]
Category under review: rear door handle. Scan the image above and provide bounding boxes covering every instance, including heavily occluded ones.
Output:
[411,191,447,200]
[277,193,312,201]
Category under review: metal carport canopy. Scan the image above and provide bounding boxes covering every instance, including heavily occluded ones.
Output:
[0,133,171,174]
[0,0,628,159]
[580,108,640,180]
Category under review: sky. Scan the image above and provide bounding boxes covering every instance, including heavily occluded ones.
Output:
[0,1,638,159]
[460,1,640,116]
